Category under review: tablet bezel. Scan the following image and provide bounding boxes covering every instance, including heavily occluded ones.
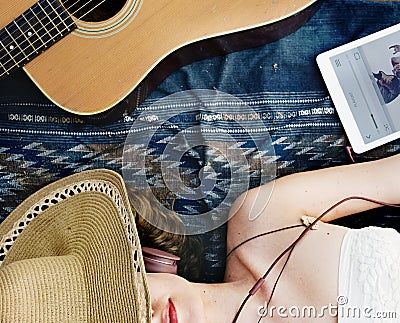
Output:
[317,23,400,153]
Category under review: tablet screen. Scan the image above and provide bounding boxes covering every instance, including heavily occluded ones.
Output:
[317,23,400,152]
[329,32,400,145]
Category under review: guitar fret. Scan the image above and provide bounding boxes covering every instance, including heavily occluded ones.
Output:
[32,4,57,42]
[37,0,69,38]
[0,60,6,76]
[5,27,29,69]
[21,13,46,51]
[8,16,39,59]
[0,40,15,64]
[0,40,19,78]
[29,8,53,45]
[13,20,36,59]
[1,29,23,65]
[53,2,75,31]
[0,0,77,78]
[38,2,62,37]
[47,1,70,31]
[0,30,15,53]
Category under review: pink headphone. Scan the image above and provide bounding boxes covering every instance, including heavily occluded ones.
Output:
[142,246,180,275]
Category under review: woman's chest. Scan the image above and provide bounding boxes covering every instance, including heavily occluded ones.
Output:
[225,224,348,322]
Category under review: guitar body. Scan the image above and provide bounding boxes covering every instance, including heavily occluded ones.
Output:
[1,0,318,115]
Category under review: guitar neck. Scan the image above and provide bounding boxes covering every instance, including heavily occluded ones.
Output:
[0,0,76,79]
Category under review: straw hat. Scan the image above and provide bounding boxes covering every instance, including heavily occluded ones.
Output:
[0,169,151,322]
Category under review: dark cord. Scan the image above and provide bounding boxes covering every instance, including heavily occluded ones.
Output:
[227,224,303,258]
[257,246,295,322]
[231,196,400,323]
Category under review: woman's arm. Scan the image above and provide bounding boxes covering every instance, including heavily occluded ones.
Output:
[230,153,400,226]
[282,155,400,221]
[266,153,400,222]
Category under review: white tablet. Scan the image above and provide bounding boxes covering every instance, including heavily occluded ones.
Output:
[317,23,400,153]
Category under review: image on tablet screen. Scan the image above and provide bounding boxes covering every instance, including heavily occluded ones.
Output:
[329,30,400,144]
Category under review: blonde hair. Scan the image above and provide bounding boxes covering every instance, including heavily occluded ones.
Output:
[127,187,203,280]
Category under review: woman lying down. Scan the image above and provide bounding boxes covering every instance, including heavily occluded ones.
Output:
[0,154,399,322]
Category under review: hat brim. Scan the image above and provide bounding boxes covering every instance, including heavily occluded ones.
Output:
[0,169,151,322]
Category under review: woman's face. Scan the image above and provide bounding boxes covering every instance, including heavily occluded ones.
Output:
[146,273,206,323]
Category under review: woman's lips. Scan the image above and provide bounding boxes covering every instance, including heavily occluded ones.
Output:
[162,299,178,323]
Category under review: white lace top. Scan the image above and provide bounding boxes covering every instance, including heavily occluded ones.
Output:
[338,226,400,322]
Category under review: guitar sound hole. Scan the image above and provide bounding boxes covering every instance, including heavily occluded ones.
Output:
[62,0,126,22]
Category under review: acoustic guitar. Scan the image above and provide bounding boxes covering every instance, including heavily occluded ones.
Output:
[0,0,319,115]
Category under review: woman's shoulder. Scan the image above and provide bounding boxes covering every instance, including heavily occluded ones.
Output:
[227,179,303,247]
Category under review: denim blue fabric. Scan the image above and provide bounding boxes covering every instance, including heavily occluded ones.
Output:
[1,0,400,282]
[148,0,400,97]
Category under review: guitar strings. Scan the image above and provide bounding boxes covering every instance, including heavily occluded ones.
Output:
[0,0,105,72]
[0,0,109,74]
[66,0,110,20]
[1,0,108,52]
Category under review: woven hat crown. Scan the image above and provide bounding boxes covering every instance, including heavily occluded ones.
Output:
[0,169,151,322]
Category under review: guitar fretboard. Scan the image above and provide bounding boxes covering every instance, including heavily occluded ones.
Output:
[0,0,77,79]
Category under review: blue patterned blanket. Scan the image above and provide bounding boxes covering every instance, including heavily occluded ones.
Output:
[1,0,400,282]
